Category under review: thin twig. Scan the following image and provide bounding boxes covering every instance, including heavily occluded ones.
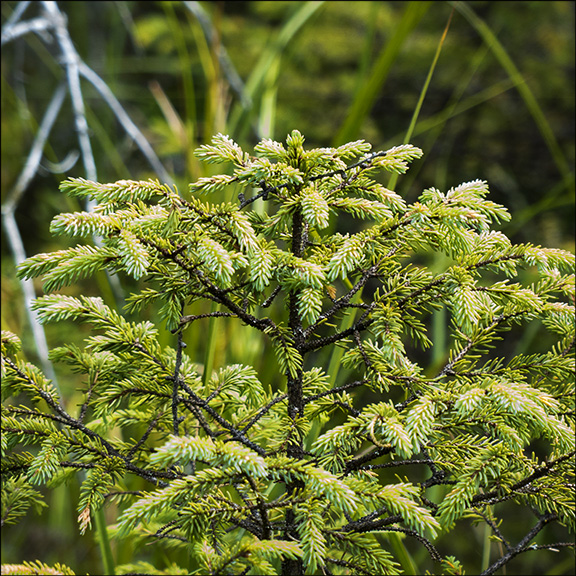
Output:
[303,379,368,404]
[183,1,250,108]
[178,311,235,327]
[384,526,442,563]
[481,514,558,576]
[78,61,174,186]
[2,13,51,46]
[42,1,97,182]
[241,393,288,433]
[1,1,33,41]
[304,263,379,339]
[171,330,186,435]
[177,378,267,456]
[127,411,166,459]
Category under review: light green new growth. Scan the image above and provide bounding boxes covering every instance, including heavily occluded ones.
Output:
[2,130,574,575]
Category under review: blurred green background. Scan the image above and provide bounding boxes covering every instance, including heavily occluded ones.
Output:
[1,1,574,575]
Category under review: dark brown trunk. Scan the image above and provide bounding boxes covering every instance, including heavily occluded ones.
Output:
[281,207,306,576]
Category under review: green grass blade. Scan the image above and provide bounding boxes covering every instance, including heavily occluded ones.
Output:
[354,2,381,101]
[326,277,361,387]
[505,180,575,239]
[481,521,492,572]
[94,505,116,576]
[450,0,574,195]
[202,301,220,389]
[386,41,519,195]
[333,1,432,146]
[388,6,454,191]
[386,532,419,575]
[404,8,454,146]
[407,76,519,140]
[228,1,325,140]
[162,2,196,144]
[258,57,282,139]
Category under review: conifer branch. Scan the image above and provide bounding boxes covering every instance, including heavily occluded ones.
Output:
[3,130,573,575]
[178,311,236,327]
[304,264,379,338]
[3,357,176,488]
[344,447,395,474]
[384,526,442,562]
[303,379,368,404]
[301,318,374,354]
[180,398,219,439]
[171,330,185,436]
[126,411,166,459]
[481,514,558,576]
[470,450,576,506]
[261,285,282,308]
[241,394,288,433]
[474,508,512,552]
[177,379,267,456]
[439,311,528,376]
[245,476,272,540]
[339,512,404,534]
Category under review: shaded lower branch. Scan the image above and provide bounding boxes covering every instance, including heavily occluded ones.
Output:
[241,393,288,434]
[301,318,373,354]
[344,446,394,475]
[178,311,235,327]
[470,450,576,506]
[384,526,442,563]
[178,379,267,456]
[3,357,175,487]
[172,329,185,435]
[481,514,558,576]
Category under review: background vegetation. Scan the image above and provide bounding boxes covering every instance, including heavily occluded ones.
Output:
[2,1,574,574]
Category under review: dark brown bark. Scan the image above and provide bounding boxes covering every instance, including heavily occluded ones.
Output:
[282,207,306,576]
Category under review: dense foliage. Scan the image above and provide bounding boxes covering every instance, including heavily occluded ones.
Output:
[2,131,575,575]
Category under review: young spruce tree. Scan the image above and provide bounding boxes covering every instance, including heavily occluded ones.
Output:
[2,131,575,576]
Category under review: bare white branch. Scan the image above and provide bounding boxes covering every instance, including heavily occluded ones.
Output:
[78,62,174,186]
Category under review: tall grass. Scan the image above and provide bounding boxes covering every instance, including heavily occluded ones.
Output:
[450,0,574,195]
[227,1,325,141]
[333,1,432,147]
